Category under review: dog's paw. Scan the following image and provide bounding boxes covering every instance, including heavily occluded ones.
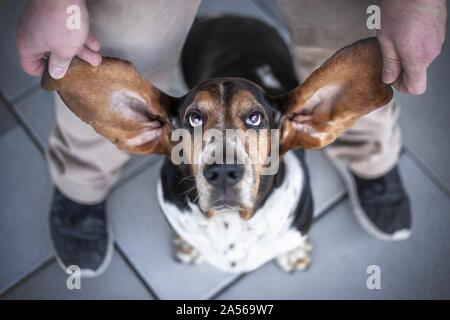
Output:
[173,236,204,265]
[276,238,313,272]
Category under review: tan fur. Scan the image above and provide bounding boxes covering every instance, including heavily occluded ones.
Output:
[186,89,222,128]
[280,38,393,153]
[42,57,173,155]
[228,90,272,218]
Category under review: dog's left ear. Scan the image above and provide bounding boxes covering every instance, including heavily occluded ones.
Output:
[42,57,174,155]
[278,38,393,153]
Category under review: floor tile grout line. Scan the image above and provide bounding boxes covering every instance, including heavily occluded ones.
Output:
[209,193,348,300]
[0,89,46,154]
[0,256,55,298]
[209,273,247,300]
[403,147,450,198]
[11,107,46,153]
[114,242,161,300]
[9,83,41,105]
[313,192,347,223]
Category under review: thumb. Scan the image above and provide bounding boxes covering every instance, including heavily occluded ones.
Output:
[48,53,74,79]
[378,37,402,84]
[402,63,428,95]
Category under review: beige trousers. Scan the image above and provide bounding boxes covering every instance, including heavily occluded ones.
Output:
[48,0,401,204]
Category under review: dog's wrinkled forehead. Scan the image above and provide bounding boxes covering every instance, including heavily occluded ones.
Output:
[176,78,277,129]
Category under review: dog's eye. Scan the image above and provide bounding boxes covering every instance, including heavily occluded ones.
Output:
[246,111,263,127]
[187,111,203,127]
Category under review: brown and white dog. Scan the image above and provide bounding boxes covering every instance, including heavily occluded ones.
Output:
[42,16,392,273]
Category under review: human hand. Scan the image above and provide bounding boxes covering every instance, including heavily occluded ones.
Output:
[377,0,446,95]
[16,0,101,79]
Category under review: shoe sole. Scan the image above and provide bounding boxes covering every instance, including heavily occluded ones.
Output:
[325,152,410,241]
[51,207,115,279]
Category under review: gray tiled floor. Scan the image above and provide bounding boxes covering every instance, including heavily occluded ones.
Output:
[1,0,449,300]
[0,124,53,294]
[3,250,154,300]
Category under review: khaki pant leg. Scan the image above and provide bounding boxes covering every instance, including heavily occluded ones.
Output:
[47,0,201,204]
[278,0,401,178]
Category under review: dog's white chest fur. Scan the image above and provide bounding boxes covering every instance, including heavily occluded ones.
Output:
[157,152,306,273]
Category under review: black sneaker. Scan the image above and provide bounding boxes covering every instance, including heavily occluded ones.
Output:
[330,160,411,241]
[49,189,113,277]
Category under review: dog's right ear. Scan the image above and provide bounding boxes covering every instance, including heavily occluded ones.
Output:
[277,38,393,153]
[42,57,174,155]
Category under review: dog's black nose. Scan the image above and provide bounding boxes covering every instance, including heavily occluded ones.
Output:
[203,164,244,188]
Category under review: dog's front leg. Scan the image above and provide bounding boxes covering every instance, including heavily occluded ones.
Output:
[276,236,313,272]
[173,234,204,265]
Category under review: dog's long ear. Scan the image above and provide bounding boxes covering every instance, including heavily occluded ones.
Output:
[278,38,393,153]
[42,57,174,155]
